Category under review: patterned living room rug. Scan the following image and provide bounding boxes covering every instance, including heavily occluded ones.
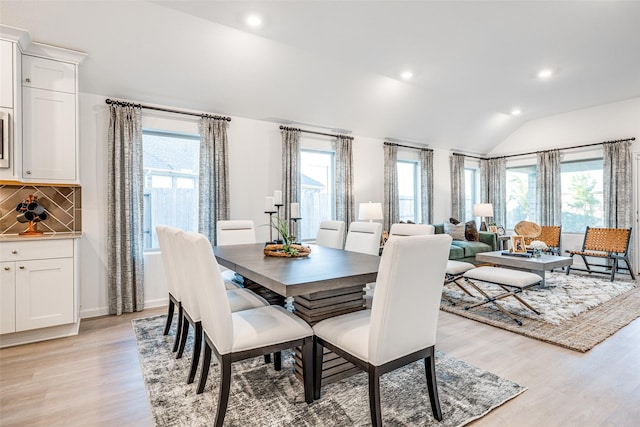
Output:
[133,315,526,427]
[441,270,639,352]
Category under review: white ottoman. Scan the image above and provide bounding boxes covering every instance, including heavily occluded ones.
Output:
[462,266,542,325]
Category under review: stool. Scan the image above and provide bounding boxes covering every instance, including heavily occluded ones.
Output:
[443,261,476,305]
[462,267,542,325]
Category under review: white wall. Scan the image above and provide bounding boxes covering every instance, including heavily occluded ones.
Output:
[489,97,640,269]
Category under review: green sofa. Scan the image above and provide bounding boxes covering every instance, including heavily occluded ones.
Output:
[432,224,498,264]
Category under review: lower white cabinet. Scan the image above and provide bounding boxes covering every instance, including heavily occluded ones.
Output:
[0,238,76,337]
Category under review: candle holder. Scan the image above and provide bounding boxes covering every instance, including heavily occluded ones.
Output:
[273,204,284,244]
[289,217,302,245]
[264,210,277,244]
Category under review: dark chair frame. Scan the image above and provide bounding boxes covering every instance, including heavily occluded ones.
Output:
[199,333,314,427]
[162,292,183,353]
[566,226,635,281]
[314,336,442,426]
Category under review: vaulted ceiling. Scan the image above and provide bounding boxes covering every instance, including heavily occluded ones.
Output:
[2,1,639,153]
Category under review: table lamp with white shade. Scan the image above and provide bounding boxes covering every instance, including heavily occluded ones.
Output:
[473,203,493,231]
[358,202,383,222]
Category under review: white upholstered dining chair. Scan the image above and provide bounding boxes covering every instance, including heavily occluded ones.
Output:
[217,220,257,245]
[183,231,314,426]
[344,221,383,256]
[156,225,184,352]
[313,234,452,426]
[169,228,269,385]
[315,220,345,249]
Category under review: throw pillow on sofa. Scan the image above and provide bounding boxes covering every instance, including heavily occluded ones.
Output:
[449,217,479,242]
[444,221,466,241]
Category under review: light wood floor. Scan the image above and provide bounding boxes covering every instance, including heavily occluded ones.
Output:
[1,307,639,427]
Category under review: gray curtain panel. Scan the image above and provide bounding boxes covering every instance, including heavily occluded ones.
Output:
[480,158,506,227]
[281,128,301,221]
[603,140,633,228]
[383,143,399,231]
[198,117,230,245]
[107,104,144,315]
[449,154,466,221]
[335,135,355,229]
[536,150,561,226]
[420,148,434,224]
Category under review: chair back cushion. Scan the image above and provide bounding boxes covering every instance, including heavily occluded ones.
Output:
[315,220,345,249]
[217,220,256,245]
[183,231,234,354]
[369,234,452,366]
[156,225,180,300]
[389,223,435,236]
[168,227,201,320]
[344,221,383,255]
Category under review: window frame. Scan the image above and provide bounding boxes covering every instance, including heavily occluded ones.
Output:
[397,159,420,223]
[299,148,336,242]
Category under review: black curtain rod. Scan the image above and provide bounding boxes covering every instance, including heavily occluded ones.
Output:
[453,137,635,161]
[384,141,432,152]
[105,98,231,121]
[279,125,354,140]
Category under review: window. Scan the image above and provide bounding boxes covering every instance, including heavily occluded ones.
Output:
[299,149,335,241]
[142,130,200,250]
[397,161,419,222]
[506,165,536,229]
[464,168,479,222]
[561,159,603,232]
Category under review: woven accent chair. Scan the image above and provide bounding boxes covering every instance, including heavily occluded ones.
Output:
[524,225,562,255]
[566,227,635,281]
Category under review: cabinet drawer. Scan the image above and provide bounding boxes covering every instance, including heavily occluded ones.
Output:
[22,55,75,94]
[0,239,73,261]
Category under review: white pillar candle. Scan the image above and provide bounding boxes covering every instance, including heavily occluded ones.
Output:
[273,190,283,205]
[265,196,275,212]
[290,202,299,218]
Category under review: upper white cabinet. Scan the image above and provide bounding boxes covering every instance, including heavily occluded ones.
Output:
[0,25,86,184]
[22,55,78,182]
[22,55,75,94]
[0,40,14,108]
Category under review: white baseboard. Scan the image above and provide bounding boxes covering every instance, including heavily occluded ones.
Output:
[0,321,81,348]
[80,297,169,319]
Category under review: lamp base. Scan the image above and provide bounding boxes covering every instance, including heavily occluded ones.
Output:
[480,221,487,231]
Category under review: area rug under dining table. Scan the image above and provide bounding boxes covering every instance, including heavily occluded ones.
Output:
[441,270,639,352]
[133,315,526,427]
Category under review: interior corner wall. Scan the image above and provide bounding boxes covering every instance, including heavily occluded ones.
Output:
[488,97,640,270]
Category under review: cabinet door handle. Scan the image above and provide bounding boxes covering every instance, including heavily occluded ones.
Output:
[25,170,32,175]
[3,267,9,271]
[11,250,18,254]
[19,266,25,269]
[25,78,31,83]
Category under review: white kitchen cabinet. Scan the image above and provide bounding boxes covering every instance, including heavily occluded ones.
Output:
[22,55,75,94]
[0,39,14,108]
[22,86,76,180]
[0,238,76,337]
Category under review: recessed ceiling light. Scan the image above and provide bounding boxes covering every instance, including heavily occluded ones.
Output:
[400,71,413,80]
[246,14,263,28]
[537,69,553,79]
[511,109,522,116]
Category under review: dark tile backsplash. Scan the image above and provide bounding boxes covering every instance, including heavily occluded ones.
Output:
[0,184,82,235]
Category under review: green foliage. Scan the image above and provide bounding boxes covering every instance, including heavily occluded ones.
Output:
[271,218,298,256]
[567,174,598,216]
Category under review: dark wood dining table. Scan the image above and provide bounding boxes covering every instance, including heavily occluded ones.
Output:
[213,242,381,384]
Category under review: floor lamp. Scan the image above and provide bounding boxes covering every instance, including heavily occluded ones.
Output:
[473,203,493,231]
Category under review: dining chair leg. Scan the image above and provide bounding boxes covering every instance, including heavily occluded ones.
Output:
[176,316,190,359]
[214,354,232,427]
[264,354,271,364]
[424,347,443,421]
[274,351,282,371]
[302,337,314,403]
[313,339,324,400]
[197,342,212,394]
[188,321,203,384]
[368,365,383,427]
[172,304,183,353]
[163,299,174,335]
